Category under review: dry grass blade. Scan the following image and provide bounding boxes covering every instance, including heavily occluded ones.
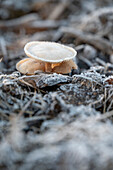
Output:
[18,90,36,117]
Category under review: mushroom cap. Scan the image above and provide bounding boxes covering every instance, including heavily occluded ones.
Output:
[24,41,77,63]
[16,58,45,75]
[52,59,77,74]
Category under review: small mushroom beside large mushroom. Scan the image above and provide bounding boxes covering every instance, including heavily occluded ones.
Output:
[16,41,77,75]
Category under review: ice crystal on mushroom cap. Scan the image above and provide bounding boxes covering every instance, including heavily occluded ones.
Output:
[24,41,77,63]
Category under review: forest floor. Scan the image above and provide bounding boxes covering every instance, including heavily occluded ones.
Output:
[0,0,113,170]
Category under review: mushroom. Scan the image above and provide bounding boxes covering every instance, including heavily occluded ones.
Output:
[16,58,45,75]
[16,41,77,74]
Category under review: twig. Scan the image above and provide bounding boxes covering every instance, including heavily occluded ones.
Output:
[73,75,103,86]
[19,79,35,88]
[96,58,106,66]
[0,13,39,29]
[48,1,68,20]
[79,55,93,67]
[0,37,8,67]
[24,115,50,125]
[107,99,113,112]
[61,27,113,55]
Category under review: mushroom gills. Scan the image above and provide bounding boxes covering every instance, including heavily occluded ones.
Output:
[45,63,61,72]
[16,58,77,74]
[52,59,77,74]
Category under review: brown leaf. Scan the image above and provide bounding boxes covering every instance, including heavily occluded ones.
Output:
[104,76,113,85]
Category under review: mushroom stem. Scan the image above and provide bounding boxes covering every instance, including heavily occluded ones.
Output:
[45,63,52,72]
[51,63,61,69]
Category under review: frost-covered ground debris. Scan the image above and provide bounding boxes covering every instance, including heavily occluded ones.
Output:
[0,109,113,170]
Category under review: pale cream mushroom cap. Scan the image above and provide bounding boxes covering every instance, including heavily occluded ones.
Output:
[24,41,77,63]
